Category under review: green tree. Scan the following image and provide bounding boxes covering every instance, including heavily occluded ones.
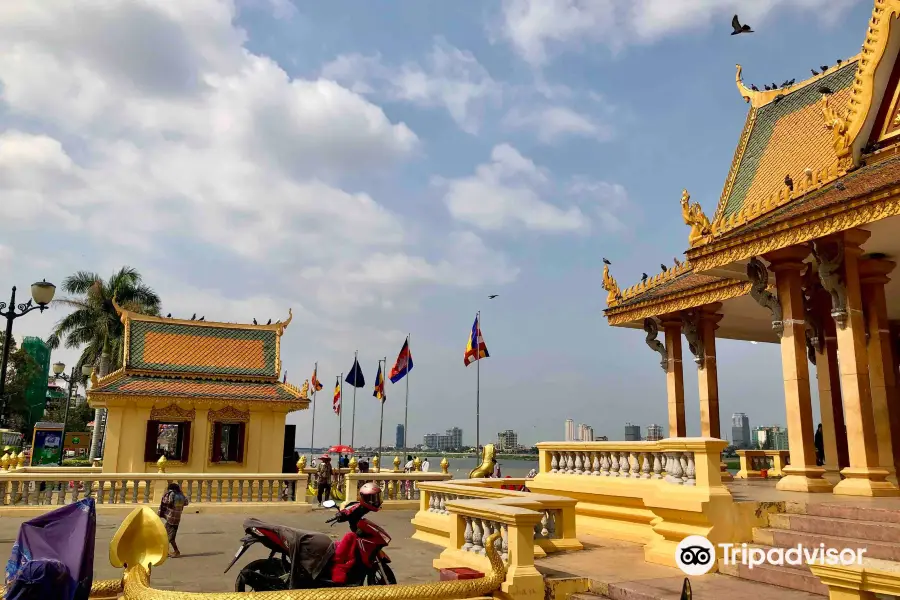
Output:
[46,267,162,372]
[44,399,93,433]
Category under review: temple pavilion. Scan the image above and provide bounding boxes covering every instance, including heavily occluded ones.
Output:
[87,301,308,474]
[604,1,900,497]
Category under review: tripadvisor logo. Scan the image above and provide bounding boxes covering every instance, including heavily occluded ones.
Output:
[676,536,716,576]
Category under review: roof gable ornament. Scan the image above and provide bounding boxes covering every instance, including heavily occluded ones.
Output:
[601,263,621,307]
[680,190,712,247]
[821,94,853,170]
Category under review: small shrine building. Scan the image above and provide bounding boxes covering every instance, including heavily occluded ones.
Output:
[87,302,308,474]
[603,0,900,497]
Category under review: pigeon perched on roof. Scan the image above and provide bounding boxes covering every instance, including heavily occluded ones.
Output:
[166,313,171,318]
[199,316,205,321]
[750,84,759,91]
[253,318,257,325]
[267,319,272,325]
[642,273,648,282]
[191,313,196,320]
[811,69,820,76]
[660,264,668,272]
[602,257,611,265]
[784,175,793,191]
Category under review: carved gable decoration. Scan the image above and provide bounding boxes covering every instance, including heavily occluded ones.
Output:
[868,45,900,148]
[149,404,195,421]
[208,405,250,423]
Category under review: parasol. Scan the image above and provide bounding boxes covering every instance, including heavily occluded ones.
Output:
[327,445,353,454]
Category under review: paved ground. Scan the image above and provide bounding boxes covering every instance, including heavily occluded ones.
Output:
[0,507,439,592]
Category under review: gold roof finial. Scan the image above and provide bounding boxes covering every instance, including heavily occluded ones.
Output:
[110,294,128,324]
[601,262,621,307]
[681,189,712,247]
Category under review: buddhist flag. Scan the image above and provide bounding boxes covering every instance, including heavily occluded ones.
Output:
[311,366,323,391]
[389,337,413,383]
[345,357,365,388]
[464,313,489,366]
[333,376,341,414]
[373,362,386,403]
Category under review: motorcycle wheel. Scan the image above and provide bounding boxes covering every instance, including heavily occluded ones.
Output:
[235,558,289,591]
[366,563,397,585]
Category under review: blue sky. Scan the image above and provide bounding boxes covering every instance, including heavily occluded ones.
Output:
[0,0,873,448]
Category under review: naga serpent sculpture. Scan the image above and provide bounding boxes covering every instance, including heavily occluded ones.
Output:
[91,506,506,600]
[469,444,496,479]
[642,318,668,371]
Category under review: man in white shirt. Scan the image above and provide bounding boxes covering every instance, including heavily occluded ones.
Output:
[421,458,430,472]
[404,455,414,472]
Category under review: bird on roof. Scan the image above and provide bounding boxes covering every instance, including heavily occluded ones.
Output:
[820,65,829,72]
[773,94,785,103]
[641,273,648,282]
[764,84,771,91]
[781,80,791,88]
[835,180,846,191]
[771,82,778,90]
[660,264,668,272]
[673,257,682,267]
[602,257,611,265]
[166,313,171,318]
[253,318,258,325]
[266,319,272,325]
[731,15,753,35]
[784,175,793,191]
[811,68,819,76]
[836,59,843,66]
[818,86,833,95]
[488,294,498,299]
[199,316,205,321]
[788,78,795,85]
[191,313,196,320]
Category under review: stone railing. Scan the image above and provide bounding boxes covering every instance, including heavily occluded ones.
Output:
[530,438,740,571]
[434,499,546,600]
[412,480,581,557]
[809,558,900,600]
[735,449,790,479]
[343,471,453,507]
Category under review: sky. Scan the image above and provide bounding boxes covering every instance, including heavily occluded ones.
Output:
[0,0,874,449]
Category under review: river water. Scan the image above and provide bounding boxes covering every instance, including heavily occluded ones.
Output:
[418,456,539,478]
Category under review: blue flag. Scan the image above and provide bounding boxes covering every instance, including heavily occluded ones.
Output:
[345,358,365,388]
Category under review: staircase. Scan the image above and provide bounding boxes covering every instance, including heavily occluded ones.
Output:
[719,502,900,595]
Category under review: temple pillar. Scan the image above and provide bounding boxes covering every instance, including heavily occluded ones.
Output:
[765,246,832,492]
[661,316,686,438]
[860,257,900,484]
[696,305,723,439]
[816,230,899,496]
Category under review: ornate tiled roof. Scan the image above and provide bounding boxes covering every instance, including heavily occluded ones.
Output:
[89,374,304,401]
[715,61,858,225]
[127,320,278,378]
[612,269,721,309]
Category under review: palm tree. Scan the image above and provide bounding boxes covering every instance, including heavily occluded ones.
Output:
[47,267,162,459]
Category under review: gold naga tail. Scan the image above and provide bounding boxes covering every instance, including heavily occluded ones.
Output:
[469,444,496,479]
[92,506,506,600]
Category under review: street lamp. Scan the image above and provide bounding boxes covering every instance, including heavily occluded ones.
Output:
[52,362,93,466]
[0,281,56,426]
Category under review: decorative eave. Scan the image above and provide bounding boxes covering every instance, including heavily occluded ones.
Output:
[88,392,308,413]
[605,277,751,326]
[611,260,693,307]
[735,59,859,108]
[111,296,293,336]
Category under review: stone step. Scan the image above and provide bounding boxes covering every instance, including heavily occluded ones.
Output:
[754,527,900,562]
[796,503,900,524]
[718,560,827,596]
[598,574,826,600]
[769,513,900,543]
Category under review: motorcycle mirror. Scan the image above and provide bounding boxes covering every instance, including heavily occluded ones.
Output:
[322,500,337,509]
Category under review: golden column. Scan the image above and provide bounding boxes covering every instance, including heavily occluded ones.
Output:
[766,246,832,492]
[816,231,898,496]
[661,315,686,437]
[696,304,723,439]
[859,256,900,484]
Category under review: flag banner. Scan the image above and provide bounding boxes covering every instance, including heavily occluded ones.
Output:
[389,338,413,383]
[333,377,341,414]
[464,314,489,366]
[311,367,323,391]
[373,362,386,402]
[345,358,365,388]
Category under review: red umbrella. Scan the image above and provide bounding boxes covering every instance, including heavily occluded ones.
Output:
[327,445,354,454]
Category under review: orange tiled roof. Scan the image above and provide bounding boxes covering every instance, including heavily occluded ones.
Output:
[90,374,305,402]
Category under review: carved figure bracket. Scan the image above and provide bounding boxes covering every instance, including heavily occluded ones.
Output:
[681,310,705,368]
[801,263,824,365]
[812,240,848,329]
[602,263,622,306]
[642,318,668,371]
[680,189,712,247]
[747,257,784,337]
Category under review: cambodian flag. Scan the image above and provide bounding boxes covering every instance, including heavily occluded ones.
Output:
[389,337,413,384]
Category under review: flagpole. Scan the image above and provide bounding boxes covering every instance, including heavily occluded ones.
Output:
[351,350,358,449]
[476,311,481,456]
[338,374,343,447]
[309,362,318,461]
[403,334,410,453]
[378,357,386,470]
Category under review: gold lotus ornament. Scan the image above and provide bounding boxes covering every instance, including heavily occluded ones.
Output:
[109,506,169,570]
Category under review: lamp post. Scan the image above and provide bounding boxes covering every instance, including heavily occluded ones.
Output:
[51,362,93,466]
[0,281,56,426]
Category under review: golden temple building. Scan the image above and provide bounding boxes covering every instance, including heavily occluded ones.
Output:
[604,3,900,497]
[87,302,308,474]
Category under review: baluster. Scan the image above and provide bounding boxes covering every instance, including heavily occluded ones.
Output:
[619,453,630,477]
[574,452,583,474]
[256,480,263,502]
[82,480,91,500]
[267,480,274,502]
[143,480,151,503]
[0,481,7,505]
[566,452,575,474]
[214,480,221,502]
[480,520,493,555]
[57,482,67,505]
[547,510,557,538]
[471,518,483,553]
[119,482,128,504]
[501,524,509,562]
[440,494,448,514]
[599,452,609,476]
[680,454,689,484]
[641,452,652,479]
[660,453,668,474]
[590,452,600,475]
[462,517,473,551]
[685,453,696,486]
[129,480,138,504]
[550,452,559,473]
[428,493,436,512]
[540,511,550,537]
[97,481,106,504]
[608,452,619,477]
[652,453,663,479]
[226,480,233,502]
[237,480,244,502]
[665,452,684,484]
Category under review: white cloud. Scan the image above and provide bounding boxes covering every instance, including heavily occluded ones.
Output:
[504,105,613,143]
[0,0,513,323]
[497,0,858,66]
[321,38,502,134]
[436,144,596,233]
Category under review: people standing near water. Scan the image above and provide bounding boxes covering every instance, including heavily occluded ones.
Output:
[158,483,189,558]
[404,455,414,472]
[421,457,430,472]
[492,458,501,478]
[316,455,333,506]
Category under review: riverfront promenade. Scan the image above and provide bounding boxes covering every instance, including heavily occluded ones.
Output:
[0,507,431,592]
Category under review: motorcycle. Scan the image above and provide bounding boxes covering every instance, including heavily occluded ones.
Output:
[225,497,396,591]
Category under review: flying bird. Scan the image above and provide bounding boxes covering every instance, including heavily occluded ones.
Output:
[253,318,257,325]
[750,84,759,91]
[602,257,611,265]
[191,313,196,320]
[199,316,205,321]
[166,313,171,318]
[641,273,648,282]
[266,319,272,325]
[660,264,668,272]
[811,69,819,76]
[488,294,499,299]
[731,15,753,35]
[784,175,793,191]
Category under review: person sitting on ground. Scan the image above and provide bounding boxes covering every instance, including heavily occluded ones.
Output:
[158,483,189,558]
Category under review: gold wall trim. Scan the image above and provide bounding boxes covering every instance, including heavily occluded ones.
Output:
[605,280,751,326]
[688,183,900,272]
[149,405,195,422]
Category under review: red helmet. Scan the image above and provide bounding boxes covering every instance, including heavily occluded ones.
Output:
[358,482,383,511]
